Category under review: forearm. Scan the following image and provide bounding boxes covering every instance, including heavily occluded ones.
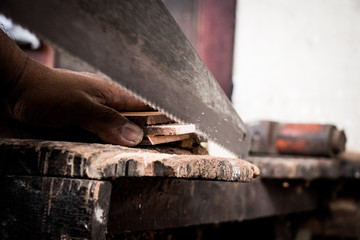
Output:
[0,28,28,95]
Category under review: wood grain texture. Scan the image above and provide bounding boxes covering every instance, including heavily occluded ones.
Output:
[0,176,111,240]
[107,177,318,232]
[141,134,192,145]
[121,111,174,126]
[0,138,259,182]
[144,124,196,136]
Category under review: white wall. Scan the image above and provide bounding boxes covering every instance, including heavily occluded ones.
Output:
[232,0,360,151]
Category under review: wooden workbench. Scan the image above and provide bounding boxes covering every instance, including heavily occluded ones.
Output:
[1,138,360,239]
[0,138,258,239]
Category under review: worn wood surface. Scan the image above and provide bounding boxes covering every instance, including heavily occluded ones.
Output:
[0,175,111,240]
[106,178,360,238]
[107,177,318,232]
[2,139,360,235]
[298,179,360,239]
[248,153,360,180]
[303,200,360,239]
[0,138,259,182]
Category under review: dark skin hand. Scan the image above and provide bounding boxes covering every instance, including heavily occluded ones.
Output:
[0,29,149,146]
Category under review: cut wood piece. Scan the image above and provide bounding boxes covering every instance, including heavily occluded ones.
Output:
[144,123,196,135]
[120,111,174,126]
[141,134,191,145]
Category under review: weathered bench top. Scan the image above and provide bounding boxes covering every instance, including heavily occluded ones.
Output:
[248,152,360,180]
[0,138,260,182]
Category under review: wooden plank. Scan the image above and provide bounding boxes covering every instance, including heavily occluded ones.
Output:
[144,124,195,136]
[0,138,259,182]
[248,154,360,180]
[107,177,318,232]
[141,134,192,145]
[120,111,174,126]
[0,176,111,240]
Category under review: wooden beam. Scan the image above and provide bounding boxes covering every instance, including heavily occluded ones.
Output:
[0,176,111,239]
[107,177,318,232]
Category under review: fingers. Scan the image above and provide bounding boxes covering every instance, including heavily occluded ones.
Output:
[112,89,153,111]
[11,64,149,147]
[73,102,144,146]
[70,74,149,146]
[74,71,153,111]
[105,85,152,111]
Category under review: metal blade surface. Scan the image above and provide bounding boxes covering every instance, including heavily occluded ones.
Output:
[0,0,250,158]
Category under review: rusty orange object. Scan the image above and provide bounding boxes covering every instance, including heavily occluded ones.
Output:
[275,123,346,156]
[275,124,345,156]
[248,121,346,157]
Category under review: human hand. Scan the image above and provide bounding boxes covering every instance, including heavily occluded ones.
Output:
[6,58,150,146]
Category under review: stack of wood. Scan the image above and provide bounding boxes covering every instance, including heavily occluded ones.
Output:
[0,110,205,153]
[121,111,198,146]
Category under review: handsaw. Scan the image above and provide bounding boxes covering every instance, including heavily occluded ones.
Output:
[0,0,250,158]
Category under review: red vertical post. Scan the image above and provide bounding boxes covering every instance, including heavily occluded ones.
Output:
[197,0,236,99]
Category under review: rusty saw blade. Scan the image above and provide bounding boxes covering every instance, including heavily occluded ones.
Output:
[0,0,250,158]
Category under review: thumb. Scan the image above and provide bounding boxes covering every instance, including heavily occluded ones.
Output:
[75,102,144,146]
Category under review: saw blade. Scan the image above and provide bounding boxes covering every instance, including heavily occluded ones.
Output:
[0,0,250,158]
